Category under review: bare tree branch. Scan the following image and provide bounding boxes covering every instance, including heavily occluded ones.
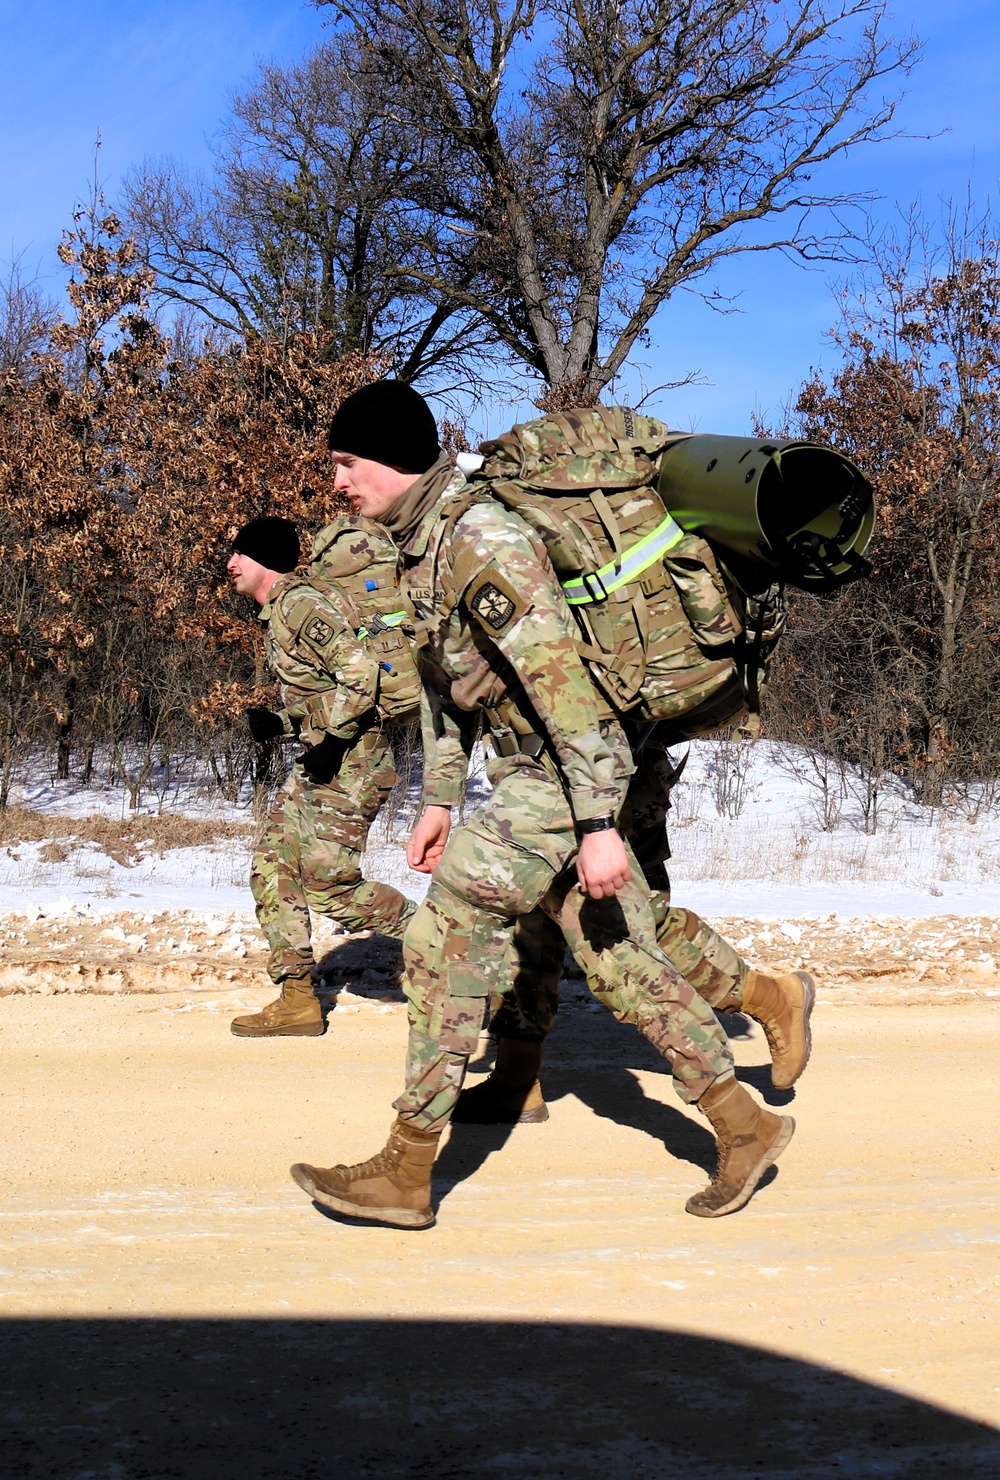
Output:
[320,0,917,398]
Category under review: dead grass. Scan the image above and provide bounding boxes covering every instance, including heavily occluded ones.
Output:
[0,807,253,866]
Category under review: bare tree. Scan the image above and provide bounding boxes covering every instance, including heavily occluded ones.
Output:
[0,254,58,376]
[123,34,499,390]
[315,0,916,402]
[768,201,1000,807]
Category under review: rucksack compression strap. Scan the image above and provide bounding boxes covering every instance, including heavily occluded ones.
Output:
[357,610,408,639]
[561,513,685,605]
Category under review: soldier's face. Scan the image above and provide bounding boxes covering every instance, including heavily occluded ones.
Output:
[331,452,419,520]
[227,549,271,602]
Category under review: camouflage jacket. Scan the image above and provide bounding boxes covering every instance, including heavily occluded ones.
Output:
[259,575,380,746]
[395,463,630,823]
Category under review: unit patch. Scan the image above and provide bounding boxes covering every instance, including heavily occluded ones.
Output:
[465,567,529,635]
[303,616,334,647]
[472,582,515,629]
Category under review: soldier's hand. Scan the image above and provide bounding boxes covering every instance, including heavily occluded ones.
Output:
[300,734,347,785]
[246,707,284,743]
[576,830,632,898]
[407,805,452,874]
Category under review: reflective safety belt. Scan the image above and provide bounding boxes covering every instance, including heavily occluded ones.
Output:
[561,513,686,605]
[357,610,407,639]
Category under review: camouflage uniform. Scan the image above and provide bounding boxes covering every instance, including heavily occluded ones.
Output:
[252,572,415,986]
[491,734,749,1042]
[625,733,749,1005]
[387,458,734,1133]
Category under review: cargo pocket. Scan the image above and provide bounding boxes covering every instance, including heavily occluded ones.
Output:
[439,961,491,1055]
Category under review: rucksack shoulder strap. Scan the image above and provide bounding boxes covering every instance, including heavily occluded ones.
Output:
[411,486,490,639]
[308,515,396,575]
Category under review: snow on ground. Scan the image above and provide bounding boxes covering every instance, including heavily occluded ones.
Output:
[0,740,996,923]
[663,740,999,919]
[4,772,254,825]
[0,778,430,922]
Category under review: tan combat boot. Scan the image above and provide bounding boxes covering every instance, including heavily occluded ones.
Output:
[230,972,324,1038]
[452,1038,550,1124]
[686,1075,795,1218]
[290,1119,440,1229]
[740,969,815,1089]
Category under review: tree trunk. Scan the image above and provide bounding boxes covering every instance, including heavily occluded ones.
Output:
[56,677,77,781]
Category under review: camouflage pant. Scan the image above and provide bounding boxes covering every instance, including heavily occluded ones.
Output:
[394,756,734,1132]
[251,741,416,985]
[490,739,750,1042]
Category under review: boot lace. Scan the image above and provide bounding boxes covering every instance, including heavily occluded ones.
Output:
[337,1142,401,1181]
[759,1018,785,1059]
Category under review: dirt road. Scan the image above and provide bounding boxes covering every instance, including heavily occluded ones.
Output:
[2,966,999,1476]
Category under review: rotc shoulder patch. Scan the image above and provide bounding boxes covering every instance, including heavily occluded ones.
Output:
[303,615,335,647]
[465,566,530,635]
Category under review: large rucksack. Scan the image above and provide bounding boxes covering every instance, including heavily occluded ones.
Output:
[469,406,786,738]
[304,516,421,723]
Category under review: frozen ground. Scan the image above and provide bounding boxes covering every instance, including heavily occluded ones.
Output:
[0,739,995,923]
[664,739,1000,919]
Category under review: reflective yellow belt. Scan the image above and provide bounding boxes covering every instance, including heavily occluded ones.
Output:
[357,610,407,639]
[561,514,685,605]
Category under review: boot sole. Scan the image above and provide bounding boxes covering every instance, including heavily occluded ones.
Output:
[685,1116,796,1219]
[231,1022,325,1037]
[289,1164,435,1229]
[771,971,815,1090]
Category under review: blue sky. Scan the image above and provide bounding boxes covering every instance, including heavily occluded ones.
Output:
[0,0,993,438]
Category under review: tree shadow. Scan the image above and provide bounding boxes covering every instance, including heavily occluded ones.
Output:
[2,1316,996,1478]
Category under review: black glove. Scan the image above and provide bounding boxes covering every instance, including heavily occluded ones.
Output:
[299,733,348,785]
[246,707,285,743]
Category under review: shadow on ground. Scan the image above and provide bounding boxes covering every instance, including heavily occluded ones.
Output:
[314,944,792,1189]
[316,934,406,1004]
[2,1317,996,1479]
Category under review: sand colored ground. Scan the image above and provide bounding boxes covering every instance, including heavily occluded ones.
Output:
[1,946,999,1476]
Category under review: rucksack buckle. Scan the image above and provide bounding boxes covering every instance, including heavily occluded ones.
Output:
[581,569,612,602]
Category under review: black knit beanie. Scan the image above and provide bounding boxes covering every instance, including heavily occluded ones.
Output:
[232,516,300,574]
[326,380,440,473]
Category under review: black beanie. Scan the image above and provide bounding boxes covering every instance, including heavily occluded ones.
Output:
[232,516,300,574]
[326,380,440,474]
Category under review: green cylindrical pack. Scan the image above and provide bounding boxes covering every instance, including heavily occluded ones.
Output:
[656,434,875,592]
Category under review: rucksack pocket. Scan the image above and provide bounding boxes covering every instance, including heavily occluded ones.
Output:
[628,583,746,732]
[648,660,748,736]
[369,629,421,721]
[663,534,742,648]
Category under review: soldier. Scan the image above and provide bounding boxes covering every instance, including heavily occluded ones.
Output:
[290,382,801,1226]
[226,515,416,1038]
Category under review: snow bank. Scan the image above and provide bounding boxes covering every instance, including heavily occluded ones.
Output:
[1,740,996,921]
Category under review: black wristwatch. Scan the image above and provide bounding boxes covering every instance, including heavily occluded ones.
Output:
[576,815,618,835]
